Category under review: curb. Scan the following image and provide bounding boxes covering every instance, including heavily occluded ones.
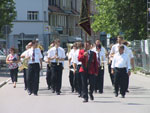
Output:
[0,78,11,88]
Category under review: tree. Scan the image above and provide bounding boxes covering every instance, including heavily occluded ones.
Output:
[0,0,16,37]
[92,0,120,37]
[92,0,147,41]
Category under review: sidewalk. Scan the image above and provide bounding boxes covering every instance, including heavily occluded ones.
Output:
[0,67,10,87]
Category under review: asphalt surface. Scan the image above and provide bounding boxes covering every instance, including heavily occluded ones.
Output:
[0,61,150,113]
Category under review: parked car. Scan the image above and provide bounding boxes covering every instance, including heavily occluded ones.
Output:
[0,50,6,68]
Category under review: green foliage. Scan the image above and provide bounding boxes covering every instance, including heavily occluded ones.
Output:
[0,0,16,37]
[92,0,147,41]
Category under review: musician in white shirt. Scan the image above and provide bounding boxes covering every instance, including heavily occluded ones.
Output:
[47,39,66,95]
[111,45,131,98]
[44,43,55,90]
[68,43,77,92]
[26,40,43,96]
[123,41,134,92]
[92,39,107,57]
[72,42,84,97]
[93,44,106,93]
[20,42,32,90]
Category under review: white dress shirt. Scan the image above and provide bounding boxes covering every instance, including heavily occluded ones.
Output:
[20,50,29,61]
[68,49,76,65]
[72,49,82,65]
[26,48,43,64]
[44,50,50,62]
[95,50,106,66]
[127,48,134,60]
[110,43,128,55]
[92,46,106,55]
[111,52,131,70]
[47,47,66,63]
[44,55,48,62]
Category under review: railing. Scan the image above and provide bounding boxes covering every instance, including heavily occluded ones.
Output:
[131,39,150,74]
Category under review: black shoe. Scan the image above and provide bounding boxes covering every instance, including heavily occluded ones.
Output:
[34,93,38,96]
[99,91,103,94]
[52,90,55,93]
[56,92,60,95]
[48,86,51,90]
[28,92,32,95]
[72,88,74,92]
[126,90,129,93]
[115,93,118,97]
[95,90,97,93]
[90,95,94,100]
[121,95,125,98]
[83,99,88,103]
[78,94,82,98]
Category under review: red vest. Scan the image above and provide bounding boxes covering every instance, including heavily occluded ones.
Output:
[78,49,98,75]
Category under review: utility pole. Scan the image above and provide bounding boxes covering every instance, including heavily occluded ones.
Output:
[147,0,150,38]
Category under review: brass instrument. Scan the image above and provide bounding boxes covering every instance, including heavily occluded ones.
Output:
[67,43,73,53]
[18,58,28,72]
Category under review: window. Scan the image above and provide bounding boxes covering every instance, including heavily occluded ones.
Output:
[27,11,39,21]
[44,11,47,21]
[63,0,66,7]
[49,0,56,5]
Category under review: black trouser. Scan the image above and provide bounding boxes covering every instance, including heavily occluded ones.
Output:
[95,67,104,93]
[114,68,128,96]
[23,69,28,89]
[108,62,114,86]
[51,63,63,93]
[126,75,129,91]
[10,68,18,83]
[69,65,76,91]
[27,63,40,94]
[46,64,51,88]
[81,72,95,100]
[76,65,82,95]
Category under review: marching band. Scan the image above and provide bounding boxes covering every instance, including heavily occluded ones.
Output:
[6,36,134,102]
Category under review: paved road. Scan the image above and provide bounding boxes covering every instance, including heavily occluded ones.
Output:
[0,61,150,113]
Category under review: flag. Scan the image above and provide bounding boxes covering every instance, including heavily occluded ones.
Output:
[79,0,91,36]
